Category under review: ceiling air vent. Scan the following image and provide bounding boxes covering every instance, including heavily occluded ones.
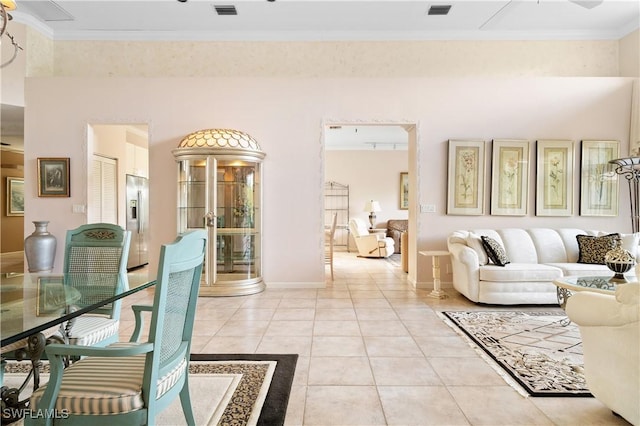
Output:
[428,5,452,16]
[214,5,238,15]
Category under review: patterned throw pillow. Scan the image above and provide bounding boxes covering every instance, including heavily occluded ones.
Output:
[576,233,621,264]
[480,236,510,267]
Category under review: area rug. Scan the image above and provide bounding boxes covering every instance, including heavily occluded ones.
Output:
[2,353,297,426]
[440,311,591,397]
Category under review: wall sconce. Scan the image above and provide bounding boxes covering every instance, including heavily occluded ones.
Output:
[364,200,381,229]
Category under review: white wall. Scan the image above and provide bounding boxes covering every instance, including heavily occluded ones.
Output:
[23,76,634,288]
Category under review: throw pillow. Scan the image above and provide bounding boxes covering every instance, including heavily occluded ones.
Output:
[466,232,489,265]
[621,233,640,258]
[576,233,621,264]
[480,235,510,267]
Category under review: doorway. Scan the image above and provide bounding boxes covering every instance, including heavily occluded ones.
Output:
[323,122,414,277]
[88,124,149,270]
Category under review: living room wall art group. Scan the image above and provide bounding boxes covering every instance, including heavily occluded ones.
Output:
[447,139,620,217]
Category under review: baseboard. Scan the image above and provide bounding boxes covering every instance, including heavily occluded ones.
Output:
[266,281,326,289]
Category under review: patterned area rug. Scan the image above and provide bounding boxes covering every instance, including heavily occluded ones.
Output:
[2,353,297,426]
[441,311,591,397]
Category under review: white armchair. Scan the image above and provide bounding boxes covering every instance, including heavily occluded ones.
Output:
[566,282,639,426]
[349,218,395,258]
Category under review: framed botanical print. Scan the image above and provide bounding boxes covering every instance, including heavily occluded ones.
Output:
[536,140,574,216]
[399,172,408,210]
[37,157,70,197]
[580,140,619,216]
[447,139,485,215]
[490,140,529,216]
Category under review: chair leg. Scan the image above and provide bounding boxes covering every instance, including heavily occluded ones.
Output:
[330,254,334,280]
[179,380,196,426]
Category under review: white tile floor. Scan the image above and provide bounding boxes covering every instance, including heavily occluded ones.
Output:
[120,251,630,426]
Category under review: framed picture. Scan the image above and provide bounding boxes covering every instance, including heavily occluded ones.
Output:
[37,157,70,197]
[490,140,529,216]
[6,177,24,216]
[399,172,409,210]
[447,140,485,215]
[36,276,67,316]
[580,140,619,216]
[536,140,574,216]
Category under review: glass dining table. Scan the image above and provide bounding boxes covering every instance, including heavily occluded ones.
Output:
[0,271,156,420]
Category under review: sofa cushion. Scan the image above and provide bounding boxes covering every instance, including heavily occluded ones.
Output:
[481,236,510,266]
[479,263,562,282]
[544,262,612,277]
[577,233,620,264]
[466,232,488,265]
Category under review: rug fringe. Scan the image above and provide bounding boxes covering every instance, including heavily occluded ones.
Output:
[436,311,530,398]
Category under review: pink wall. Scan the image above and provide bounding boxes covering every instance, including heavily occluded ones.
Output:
[24,76,634,287]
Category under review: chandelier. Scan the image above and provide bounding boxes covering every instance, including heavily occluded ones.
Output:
[1,0,22,69]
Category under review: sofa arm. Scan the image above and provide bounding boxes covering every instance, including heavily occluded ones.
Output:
[387,229,403,253]
[566,289,640,327]
[447,239,481,302]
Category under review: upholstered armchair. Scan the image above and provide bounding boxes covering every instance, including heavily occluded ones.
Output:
[566,282,639,426]
[386,219,407,254]
[349,218,395,258]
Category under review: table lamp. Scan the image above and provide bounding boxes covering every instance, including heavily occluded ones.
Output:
[365,200,381,229]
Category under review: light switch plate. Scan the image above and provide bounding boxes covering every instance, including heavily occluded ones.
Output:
[420,204,436,213]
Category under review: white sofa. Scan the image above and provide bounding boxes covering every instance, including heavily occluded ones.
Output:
[566,283,639,426]
[447,228,638,305]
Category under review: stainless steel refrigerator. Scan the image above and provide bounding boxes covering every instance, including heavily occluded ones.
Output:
[126,174,149,270]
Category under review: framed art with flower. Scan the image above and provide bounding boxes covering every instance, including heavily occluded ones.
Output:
[536,140,574,216]
[580,140,619,216]
[490,139,529,216]
[447,139,485,215]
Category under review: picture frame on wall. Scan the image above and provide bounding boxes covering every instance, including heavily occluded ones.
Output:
[580,140,619,216]
[536,140,574,217]
[6,177,24,216]
[399,172,409,210]
[447,139,485,215]
[490,139,529,216]
[37,157,70,197]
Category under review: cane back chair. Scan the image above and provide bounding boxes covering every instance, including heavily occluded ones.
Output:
[27,230,207,426]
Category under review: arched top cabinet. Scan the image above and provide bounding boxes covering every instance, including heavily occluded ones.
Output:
[173,129,266,296]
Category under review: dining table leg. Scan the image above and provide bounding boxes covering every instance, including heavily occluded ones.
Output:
[0,331,66,422]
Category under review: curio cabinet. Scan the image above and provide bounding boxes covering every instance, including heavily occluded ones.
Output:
[173,129,265,296]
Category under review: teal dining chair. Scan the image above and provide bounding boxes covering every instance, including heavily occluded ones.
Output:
[27,230,207,426]
[0,224,130,397]
[61,223,131,348]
